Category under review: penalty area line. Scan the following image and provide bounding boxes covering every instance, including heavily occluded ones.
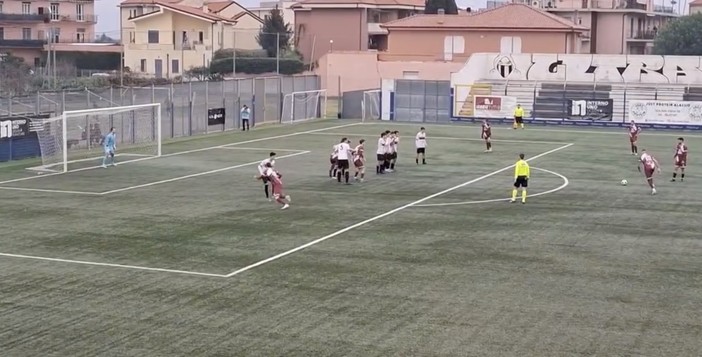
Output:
[0,252,228,278]
[225,143,574,278]
[99,150,311,195]
[0,186,103,195]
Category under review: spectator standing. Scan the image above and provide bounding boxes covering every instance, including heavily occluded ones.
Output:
[241,105,251,131]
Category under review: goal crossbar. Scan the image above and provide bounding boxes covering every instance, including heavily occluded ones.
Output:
[31,102,162,173]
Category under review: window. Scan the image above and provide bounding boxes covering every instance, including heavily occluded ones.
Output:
[147,30,159,44]
[172,59,179,74]
[37,29,44,40]
[0,2,4,14]
[499,36,522,54]
[0,28,4,40]
[22,28,31,40]
[402,71,419,80]
[22,2,30,14]
[76,3,84,21]
[34,57,40,66]
[198,31,204,43]
[50,3,59,21]
[129,31,135,43]
[140,59,146,72]
[51,27,59,42]
[443,36,465,61]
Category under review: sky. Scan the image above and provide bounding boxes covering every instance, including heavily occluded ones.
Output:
[95,0,488,37]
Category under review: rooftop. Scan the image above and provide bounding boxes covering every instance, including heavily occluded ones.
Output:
[381,3,588,31]
[291,0,425,9]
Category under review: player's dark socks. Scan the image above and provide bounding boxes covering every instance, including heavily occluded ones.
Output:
[264,184,269,198]
[487,142,492,150]
[354,172,359,178]
[422,159,426,164]
[390,163,395,170]
[345,172,349,183]
[337,171,342,182]
[416,158,419,164]
[681,173,685,181]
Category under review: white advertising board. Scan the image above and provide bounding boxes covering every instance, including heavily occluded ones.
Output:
[629,100,702,124]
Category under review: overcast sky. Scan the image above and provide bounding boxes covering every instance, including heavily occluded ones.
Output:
[95,0,489,37]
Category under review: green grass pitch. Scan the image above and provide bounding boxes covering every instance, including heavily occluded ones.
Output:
[1,119,701,356]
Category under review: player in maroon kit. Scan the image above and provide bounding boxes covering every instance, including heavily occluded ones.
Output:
[263,162,291,209]
[638,149,661,195]
[672,137,688,182]
[628,120,641,155]
[481,119,492,153]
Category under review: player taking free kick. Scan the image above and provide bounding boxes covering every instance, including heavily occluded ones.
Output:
[638,149,661,195]
[511,153,529,204]
[672,137,688,182]
[101,127,117,168]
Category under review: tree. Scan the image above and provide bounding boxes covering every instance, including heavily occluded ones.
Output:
[653,13,702,55]
[424,0,458,14]
[256,6,292,57]
[0,53,32,96]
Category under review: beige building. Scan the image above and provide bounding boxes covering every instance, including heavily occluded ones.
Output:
[541,0,679,54]
[292,0,424,63]
[120,0,263,78]
[0,0,103,65]
[380,4,587,62]
[690,0,702,14]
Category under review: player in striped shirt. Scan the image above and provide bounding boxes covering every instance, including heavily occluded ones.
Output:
[389,130,399,171]
[329,143,339,179]
[376,132,387,174]
[629,120,641,155]
[353,139,366,182]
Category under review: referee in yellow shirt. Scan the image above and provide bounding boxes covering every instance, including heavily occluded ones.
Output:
[511,153,530,204]
[513,104,525,129]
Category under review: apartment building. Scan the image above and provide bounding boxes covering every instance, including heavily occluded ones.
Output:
[120,0,263,78]
[537,0,680,54]
[292,0,424,63]
[0,0,98,65]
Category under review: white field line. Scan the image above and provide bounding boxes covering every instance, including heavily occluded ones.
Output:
[413,167,570,207]
[306,132,569,145]
[0,122,361,186]
[99,150,310,195]
[0,186,102,195]
[0,252,227,278]
[215,147,305,152]
[225,143,574,278]
[360,121,702,138]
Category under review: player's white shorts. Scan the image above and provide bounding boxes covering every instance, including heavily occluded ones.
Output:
[104,147,114,155]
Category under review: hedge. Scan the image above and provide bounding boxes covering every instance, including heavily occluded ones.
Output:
[213,48,269,60]
[209,57,305,75]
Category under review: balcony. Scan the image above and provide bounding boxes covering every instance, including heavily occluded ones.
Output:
[0,13,49,22]
[625,0,646,11]
[52,14,98,23]
[0,39,47,48]
[628,30,657,41]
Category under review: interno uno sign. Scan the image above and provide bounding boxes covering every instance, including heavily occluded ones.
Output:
[0,119,30,140]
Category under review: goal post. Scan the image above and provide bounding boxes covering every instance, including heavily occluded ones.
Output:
[362,89,381,122]
[31,102,162,173]
[281,89,327,124]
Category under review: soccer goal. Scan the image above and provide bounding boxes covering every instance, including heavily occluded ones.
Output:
[281,89,327,124]
[362,89,381,122]
[30,103,162,173]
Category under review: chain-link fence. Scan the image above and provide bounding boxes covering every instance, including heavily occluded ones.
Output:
[0,75,320,139]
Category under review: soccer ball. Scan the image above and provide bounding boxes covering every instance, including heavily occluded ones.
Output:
[621,179,628,186]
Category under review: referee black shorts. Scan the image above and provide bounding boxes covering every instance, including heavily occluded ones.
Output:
[416,147,425,154]
[514,176,528,188]
[337,159,349,170]
[514,116,523,124]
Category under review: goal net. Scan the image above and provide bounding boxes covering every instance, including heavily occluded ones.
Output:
[31,103,162,173]
[362,89,381,122]
[281,90,327,124]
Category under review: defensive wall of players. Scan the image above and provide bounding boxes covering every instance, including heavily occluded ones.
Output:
[377,53,702,130]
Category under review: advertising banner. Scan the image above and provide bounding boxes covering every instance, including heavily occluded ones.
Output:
[568,99,613,121]
[207,108,226,126]
[0,118,31,140]
[473,95,517,118]
[629,100,702,124]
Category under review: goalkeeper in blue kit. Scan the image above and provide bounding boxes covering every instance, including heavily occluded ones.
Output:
[101,127,117,168]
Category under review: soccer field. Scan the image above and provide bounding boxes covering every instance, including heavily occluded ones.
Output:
[1,119,701,356]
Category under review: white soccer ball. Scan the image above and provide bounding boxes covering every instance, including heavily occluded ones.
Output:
[621,179,628,186]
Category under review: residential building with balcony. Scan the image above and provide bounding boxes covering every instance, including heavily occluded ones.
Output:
[0,0,99,65]
[120,0,264,78]
[533,0,680,54]
[292,0,424,63]
[691,0,702,14]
